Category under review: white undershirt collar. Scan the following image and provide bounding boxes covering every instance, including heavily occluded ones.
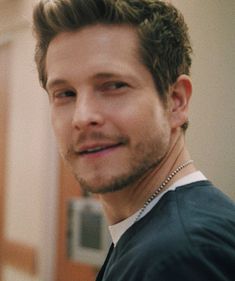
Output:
[109,171,207,246]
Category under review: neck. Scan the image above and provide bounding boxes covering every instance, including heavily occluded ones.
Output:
[99,133,196,225]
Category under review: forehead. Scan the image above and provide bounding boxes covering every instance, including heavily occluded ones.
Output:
[45,24,149,88]
[47,23,140,53]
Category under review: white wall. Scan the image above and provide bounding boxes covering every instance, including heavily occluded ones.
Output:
[0,1,58,281]
[173,0,235,199]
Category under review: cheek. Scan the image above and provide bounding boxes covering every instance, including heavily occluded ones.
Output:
[143,105,171,140]
[51,108,72,148]
[114,107,156,144]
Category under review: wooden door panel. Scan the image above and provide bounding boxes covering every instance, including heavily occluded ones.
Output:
[55,160,98,281]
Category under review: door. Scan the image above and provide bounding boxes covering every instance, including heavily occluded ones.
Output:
[55,160,99,281]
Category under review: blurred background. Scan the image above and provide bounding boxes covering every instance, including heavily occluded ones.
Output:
[0,0,234,280]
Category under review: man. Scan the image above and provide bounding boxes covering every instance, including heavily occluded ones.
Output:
[33,0,235,280]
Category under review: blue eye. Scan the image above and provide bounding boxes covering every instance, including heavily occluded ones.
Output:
[103,81,128,91]
[51,90,76,105]
[111,82,126,89]
[59,91,76,97]
[54,90,76,99]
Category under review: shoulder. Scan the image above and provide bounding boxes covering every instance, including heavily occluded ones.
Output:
[138,181,235,279]
[123,181,235,248]
[111,181,235,280]
[174,181,235,248]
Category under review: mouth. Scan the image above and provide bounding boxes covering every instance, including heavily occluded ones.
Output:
[78,143,123,156]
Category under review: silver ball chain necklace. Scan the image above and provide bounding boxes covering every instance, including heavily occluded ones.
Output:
[135,159,193,222]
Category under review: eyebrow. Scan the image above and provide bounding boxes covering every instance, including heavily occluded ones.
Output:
[90,72,137,84]
[46,79,68,92]
[93,72,121,79]
[46,71,136,92]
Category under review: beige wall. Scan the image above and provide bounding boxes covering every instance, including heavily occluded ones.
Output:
[0,1,234,281]
[0,1,58,281]
[173,0,235,199]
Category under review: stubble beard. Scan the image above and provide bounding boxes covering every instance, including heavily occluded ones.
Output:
[64,131,171,195]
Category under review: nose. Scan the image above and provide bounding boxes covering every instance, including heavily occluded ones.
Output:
[72,93,105,130]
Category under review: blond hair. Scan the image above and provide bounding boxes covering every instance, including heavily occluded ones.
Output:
[33,0,192,109]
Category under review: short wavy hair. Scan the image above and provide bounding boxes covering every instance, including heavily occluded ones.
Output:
[33,0,192,108]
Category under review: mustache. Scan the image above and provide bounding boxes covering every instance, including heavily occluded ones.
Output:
[65,131,129,159]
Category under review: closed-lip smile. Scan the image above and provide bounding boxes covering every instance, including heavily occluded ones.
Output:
[78,142,123,156]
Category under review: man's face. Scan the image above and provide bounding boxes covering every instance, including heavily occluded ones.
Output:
[46,24,172,194]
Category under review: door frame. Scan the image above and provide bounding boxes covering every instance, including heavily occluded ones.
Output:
[0,41,11,281]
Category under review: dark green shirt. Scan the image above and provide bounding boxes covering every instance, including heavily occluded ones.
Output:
[96,181,235,281]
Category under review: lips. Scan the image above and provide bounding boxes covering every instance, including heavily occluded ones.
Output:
[78,143,122,156]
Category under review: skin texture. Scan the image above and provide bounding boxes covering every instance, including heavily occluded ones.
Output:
[46,24,194,223]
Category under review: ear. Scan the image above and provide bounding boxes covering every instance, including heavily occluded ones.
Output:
[168,75,192,129]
